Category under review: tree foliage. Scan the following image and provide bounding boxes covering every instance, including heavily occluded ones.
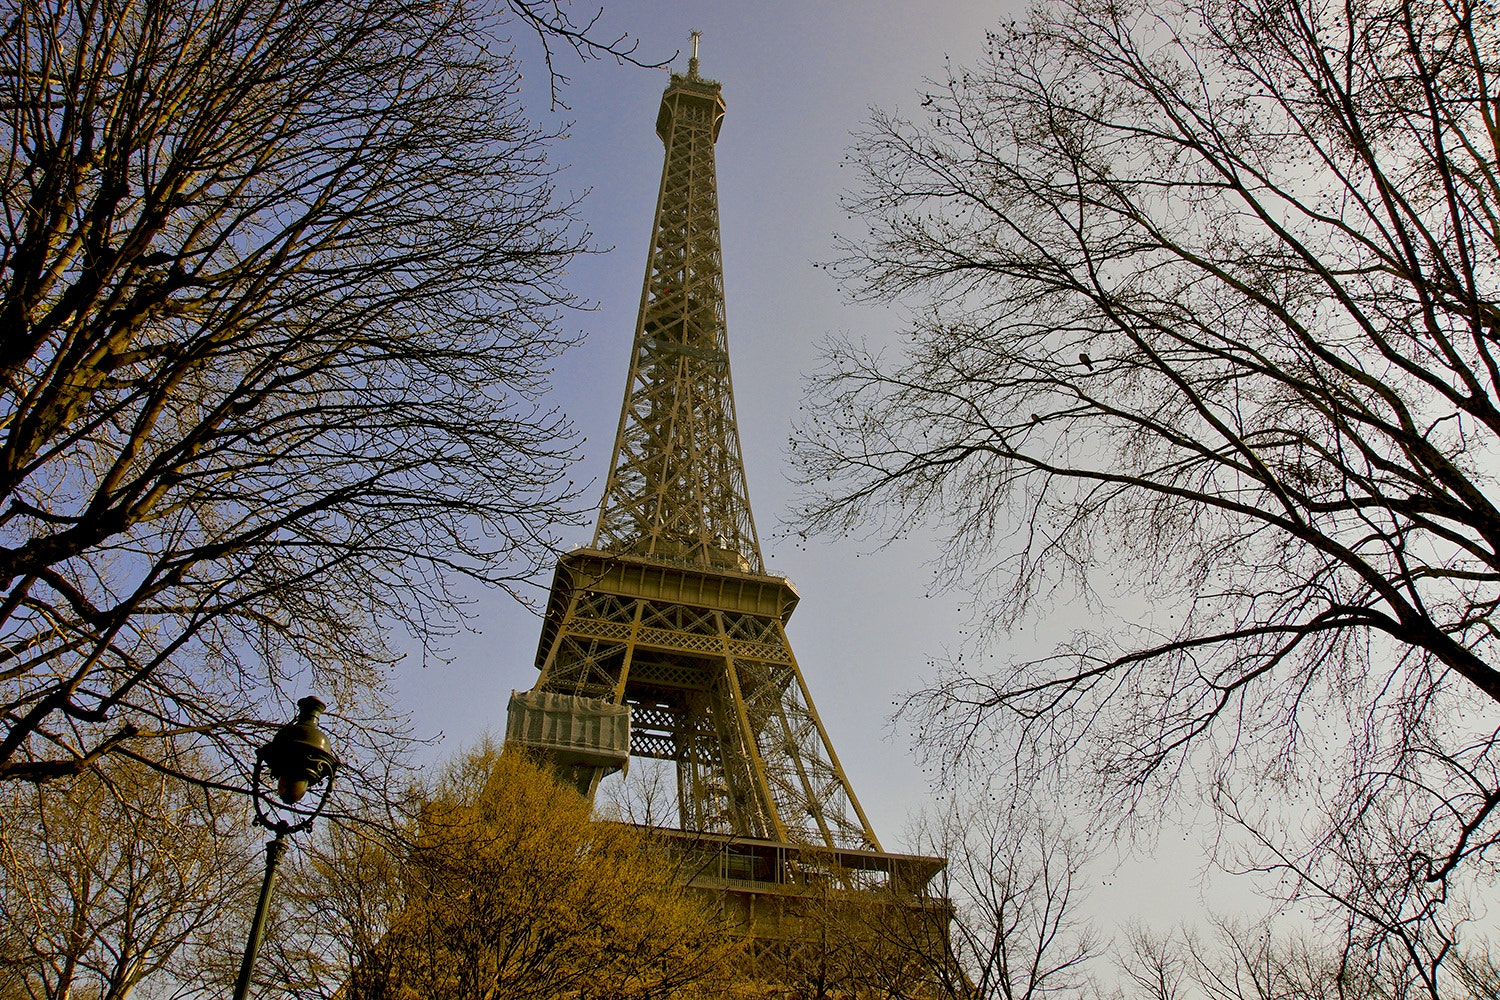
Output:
[260,746,743,1000]
[0,751,255,1000]
[0,0,629,790]
[796,0,1500,918]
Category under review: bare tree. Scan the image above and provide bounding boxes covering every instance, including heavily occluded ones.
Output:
[0,751,256,1000]
[502,0,669,108]
[0,0,663,794]
[1111,917,1500,1000]
[1210,769,1499,1000]
[824,790,1100,1000]
[795,0,1500,914]
[1112,927,1189,1000]
[1453,953,1500,999]
[927,797,1101,1000]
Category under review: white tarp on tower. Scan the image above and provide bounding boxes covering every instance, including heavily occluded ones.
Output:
[505,689,631,772]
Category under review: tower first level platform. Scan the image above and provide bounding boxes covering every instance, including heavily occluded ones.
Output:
[517,548,879,853]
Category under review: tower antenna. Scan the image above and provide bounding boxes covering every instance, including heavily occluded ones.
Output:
[688,29,701,77]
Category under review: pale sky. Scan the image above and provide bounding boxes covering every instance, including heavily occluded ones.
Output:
[393,1,1253,933]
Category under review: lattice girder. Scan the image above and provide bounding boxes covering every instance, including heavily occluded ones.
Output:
[594,66,763,574]
[503,50,955,985]
[527,549,880,851]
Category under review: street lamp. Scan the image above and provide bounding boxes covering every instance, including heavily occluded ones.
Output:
[233,696,339,1000]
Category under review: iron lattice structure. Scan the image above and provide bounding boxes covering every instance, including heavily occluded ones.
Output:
[593,55,760,575]
[513,51,884,854]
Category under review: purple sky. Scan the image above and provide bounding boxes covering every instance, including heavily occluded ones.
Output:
[402,0,995,850]
[393,0,1259,932]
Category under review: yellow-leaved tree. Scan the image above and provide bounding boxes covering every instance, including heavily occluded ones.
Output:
[256,745,747,1000]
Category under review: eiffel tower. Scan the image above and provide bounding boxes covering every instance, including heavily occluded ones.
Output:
[506,39,946,972]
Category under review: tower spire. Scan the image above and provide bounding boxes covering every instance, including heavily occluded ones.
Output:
[688,29,701,78]
[592,47,760,573]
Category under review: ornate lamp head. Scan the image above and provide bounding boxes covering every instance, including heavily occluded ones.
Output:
[253,696,339,834]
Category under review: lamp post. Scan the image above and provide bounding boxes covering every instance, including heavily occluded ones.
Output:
[233,696,339,1000]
